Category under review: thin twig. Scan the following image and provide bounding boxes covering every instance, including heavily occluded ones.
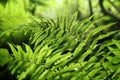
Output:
[99,0,120,21]
[108,0,120,13]
[88,0,98,28]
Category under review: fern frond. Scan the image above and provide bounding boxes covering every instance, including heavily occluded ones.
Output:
[0,0,32,31]
[0,12,119,80]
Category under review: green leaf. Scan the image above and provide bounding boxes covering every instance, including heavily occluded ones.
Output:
[0,48,12,67]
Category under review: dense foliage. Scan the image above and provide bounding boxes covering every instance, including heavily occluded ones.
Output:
[0,0,120,80]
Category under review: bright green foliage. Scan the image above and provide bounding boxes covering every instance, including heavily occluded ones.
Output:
[0,0,31,31]
[104,39,120,79]
[0,48,12,79]
[2,15,118,80]
[0,49,12,67]
[0,0,33,47]
[0,1,120,80]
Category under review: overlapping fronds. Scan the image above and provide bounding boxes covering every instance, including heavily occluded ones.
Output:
[102,39,120,79]
[0,1,120,80]
[0,0,35,47]
[1,15,118,80]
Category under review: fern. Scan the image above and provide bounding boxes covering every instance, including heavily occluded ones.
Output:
[105,39,120,79]
[0,0,32,31]
[2,16,117,80]
[0,1,120,80]
[0,0,35,47]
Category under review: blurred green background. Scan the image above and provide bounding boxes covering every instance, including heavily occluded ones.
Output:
[1,0,119,30]
[0,0,120,20]
[0,0,120,38]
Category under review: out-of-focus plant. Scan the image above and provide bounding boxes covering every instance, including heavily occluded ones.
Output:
[0,0,56,16]
[0,0,33,48]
